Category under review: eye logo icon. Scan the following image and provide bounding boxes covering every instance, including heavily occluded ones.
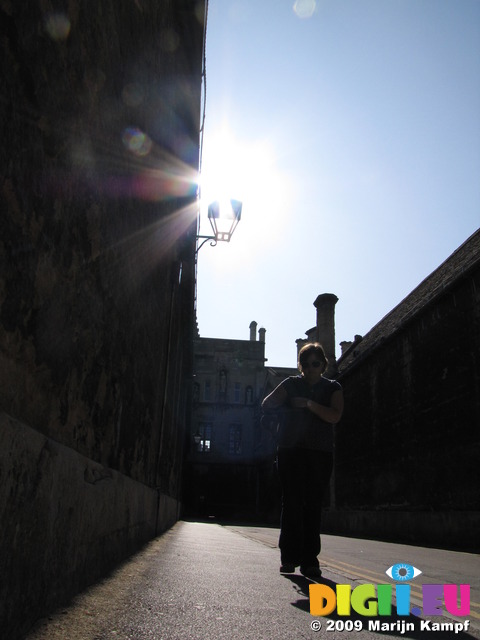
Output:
[386,563,422,582]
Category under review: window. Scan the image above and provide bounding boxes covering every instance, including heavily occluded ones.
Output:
[228,424,242,455]
[234,382,241,403]
[197,422,212,453]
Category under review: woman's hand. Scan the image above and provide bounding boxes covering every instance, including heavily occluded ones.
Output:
[307,391,344,424]
[292,392,344,424]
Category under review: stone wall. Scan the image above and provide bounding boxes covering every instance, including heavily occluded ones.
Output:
[0,2,202,636]
[334,251,480,549]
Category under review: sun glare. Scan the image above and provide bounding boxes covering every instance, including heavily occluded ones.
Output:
[199,130,290,245]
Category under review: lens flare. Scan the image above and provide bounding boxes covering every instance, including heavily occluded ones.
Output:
[122,127,153,157]
[199,128,291,252]
[293,0,316,19]
[44,12,71,40]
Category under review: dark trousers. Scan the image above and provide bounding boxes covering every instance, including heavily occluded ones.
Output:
[277,448,333,567]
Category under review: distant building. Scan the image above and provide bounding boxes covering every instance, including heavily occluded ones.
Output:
[186,322,290,519]
[186,297,354,520]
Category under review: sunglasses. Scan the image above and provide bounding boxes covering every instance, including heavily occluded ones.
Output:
[303,361,322,369]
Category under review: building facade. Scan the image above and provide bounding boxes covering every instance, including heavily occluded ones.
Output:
[187,323,298,520]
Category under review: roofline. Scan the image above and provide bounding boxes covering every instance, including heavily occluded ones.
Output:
[338,228,480,376]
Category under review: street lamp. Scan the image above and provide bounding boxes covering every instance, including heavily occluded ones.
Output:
[196,199,242,252]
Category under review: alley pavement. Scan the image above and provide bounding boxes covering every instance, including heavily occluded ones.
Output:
[26,520,480,640]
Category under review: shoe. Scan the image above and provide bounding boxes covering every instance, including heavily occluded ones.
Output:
[300,565,322,578]
[280,563,296,574]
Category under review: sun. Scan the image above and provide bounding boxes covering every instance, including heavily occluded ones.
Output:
[198,128,291,244]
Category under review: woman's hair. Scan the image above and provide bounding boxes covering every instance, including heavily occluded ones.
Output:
[298,342,328,374]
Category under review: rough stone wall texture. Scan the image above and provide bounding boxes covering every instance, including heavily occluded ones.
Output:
[335,259,480,548]
[0,1,202,636]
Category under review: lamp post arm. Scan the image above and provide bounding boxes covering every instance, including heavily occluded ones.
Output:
[196,235,217,252]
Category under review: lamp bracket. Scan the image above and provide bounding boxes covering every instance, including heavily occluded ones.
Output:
[196,235,217,253]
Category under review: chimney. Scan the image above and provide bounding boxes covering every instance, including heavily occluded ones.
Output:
[340,340,353,355]
[249,321,257,341]
[313,293,338,375]
[258,327,266,343]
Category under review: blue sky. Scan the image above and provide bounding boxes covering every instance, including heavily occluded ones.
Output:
[196,0,480,368]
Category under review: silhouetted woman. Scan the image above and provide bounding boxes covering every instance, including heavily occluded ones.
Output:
[262,342,344,578]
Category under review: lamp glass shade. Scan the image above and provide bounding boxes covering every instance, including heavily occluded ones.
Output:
[207,199,242,242]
